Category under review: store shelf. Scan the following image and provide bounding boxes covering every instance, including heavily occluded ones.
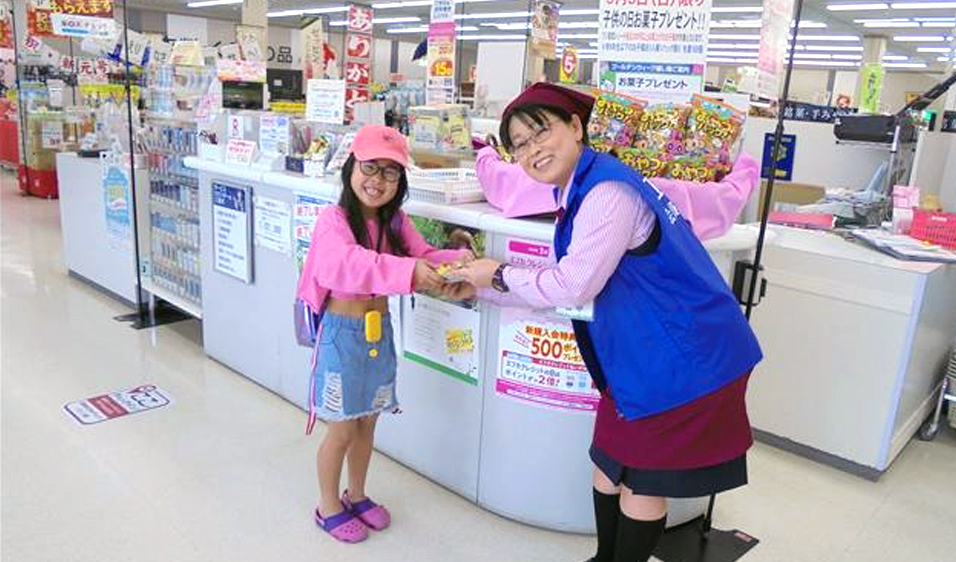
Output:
[144,279,202,319]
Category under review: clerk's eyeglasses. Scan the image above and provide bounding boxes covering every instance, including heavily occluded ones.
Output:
[359,161,402,183]
[510,124,552,159]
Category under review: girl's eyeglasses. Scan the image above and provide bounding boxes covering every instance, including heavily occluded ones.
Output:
[359,161,402,183]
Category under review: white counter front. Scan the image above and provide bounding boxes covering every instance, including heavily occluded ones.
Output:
[184,157,757,533]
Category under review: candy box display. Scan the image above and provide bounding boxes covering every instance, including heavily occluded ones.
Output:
[408,104,472,153]
[588,91,646,153]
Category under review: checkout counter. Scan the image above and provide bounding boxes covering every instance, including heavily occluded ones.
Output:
[184,156,761,533]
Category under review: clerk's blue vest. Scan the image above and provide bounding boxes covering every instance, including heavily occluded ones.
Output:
[556,148,762,420]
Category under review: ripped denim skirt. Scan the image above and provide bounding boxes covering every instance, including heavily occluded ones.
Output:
[309,312,399,423]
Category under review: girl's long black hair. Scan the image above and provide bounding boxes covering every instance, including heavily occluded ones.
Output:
[338,154,410,257]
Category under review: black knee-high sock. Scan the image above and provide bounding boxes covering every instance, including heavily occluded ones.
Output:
[591,488,621,562]
[612,513,667,562]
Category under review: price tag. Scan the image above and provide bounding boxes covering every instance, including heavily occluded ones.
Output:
[225,139,257,166]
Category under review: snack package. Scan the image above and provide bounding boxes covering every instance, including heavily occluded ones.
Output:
[436,263,467,283]
[617,148,670,178]
[683,95,745,165]
[633,103,689,154]
[588,91,647,153]
[666,155,731,183]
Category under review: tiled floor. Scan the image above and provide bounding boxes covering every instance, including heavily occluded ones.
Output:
[2,171,955,562]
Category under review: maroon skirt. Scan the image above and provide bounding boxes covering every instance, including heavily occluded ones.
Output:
[590,373,753,497]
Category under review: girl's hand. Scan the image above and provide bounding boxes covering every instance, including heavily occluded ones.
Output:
[458,249,476,265]
[413,260,444,293]
[439,282,477,302]
[457,258,502,289]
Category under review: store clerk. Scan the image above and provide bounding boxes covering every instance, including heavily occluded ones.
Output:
[449,83,764,562]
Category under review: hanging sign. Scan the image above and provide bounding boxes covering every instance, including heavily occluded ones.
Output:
[560,47,578,84]
[235,24,265,62]
[50,12,116,38]
[301,18,325,80]
[598,0,711,104]
[761,133,796,182]
[344,4,374,122]
[757,0,794,100]
[212,182,253,284]
[530,0,561,60]
[217,59,267,82]
[859,63,884,114]
[430,0,454,23]
[426,21,457,105]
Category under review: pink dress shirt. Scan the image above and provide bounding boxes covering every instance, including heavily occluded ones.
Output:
[477,152,760,309]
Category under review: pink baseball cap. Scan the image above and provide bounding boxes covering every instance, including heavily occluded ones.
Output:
[350,125,410,168]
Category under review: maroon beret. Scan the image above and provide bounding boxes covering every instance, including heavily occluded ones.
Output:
[502,82,595,127]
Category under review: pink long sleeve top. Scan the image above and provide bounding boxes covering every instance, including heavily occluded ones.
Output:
[296,206,466,313]
[476,146,759,240]
[477,152,760,310]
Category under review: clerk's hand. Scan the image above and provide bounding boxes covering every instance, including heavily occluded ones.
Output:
[456,258,501,289]
[438,282,477,301]
[413,260,444,292]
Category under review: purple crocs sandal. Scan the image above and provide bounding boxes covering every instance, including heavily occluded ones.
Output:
[314,505,369,543]
[342,490,391,531]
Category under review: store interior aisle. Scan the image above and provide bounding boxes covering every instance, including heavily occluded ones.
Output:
[2,170,955,562]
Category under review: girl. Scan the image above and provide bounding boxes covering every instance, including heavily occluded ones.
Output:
[454,83,763,562]
[296,125,467,544]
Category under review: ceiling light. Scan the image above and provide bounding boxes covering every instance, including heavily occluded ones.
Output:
[373,0,500,7]
[854,18,909,23]
[386,25,478,34]
[795,53,834,59]
[268,6,349,17]
[805,45,865,51]
[827,3,889,11]
[865,22,920,28]
[329,16,421,26]
[917,46,954,52]
[883,54,909,60]
[458,34,528,40]
[707,43,761,50]
[793,35,861,41]
[937,56,956,61]
[711,6,764,13]
[916,17,956,22]
[890,2,956,9]
[456,11,530,21]
[834,54,865,59]
[708,33,760,40]
[894,35,946,41]
[794,60,861,67]
[187,0,241,6]
[923,22,956,28]
[883,62,929,68]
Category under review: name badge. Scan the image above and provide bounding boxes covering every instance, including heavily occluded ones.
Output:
[555,301,595,322]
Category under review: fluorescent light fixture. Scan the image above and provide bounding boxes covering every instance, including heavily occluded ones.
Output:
[938,56,956,61]
[707,43,761,50]
[589,42,599,48]
[795,53,834,59]
[890,2,956,9]
[458,34,528,40]
[865,22,920,27]
[708,33,760,40]
[707,50,752,57]
[373,0,500,7]
[827,3,889,11]
[923,22,956,28]
[796,22,829,28]
[386,25,478,34]
[894,35,946,41]
[883,62,929,68]
[794,35,861,41]
[328,16,421,26]
[456,11,530,21]
[853,18,909,23]
[917,46,954,52]
[794,60,860,67]
[187,0,241,6]
[834,54,865,59]
[883,54,909,60]
[268,6,349,17]
[915,17,956,22]
[805,45,864,51]
[711,6,764,13]
[706,57,760,64]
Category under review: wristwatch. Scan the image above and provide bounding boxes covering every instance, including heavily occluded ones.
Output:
[491,264,510,293]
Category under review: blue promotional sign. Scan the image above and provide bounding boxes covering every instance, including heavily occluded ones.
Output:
[212,182,253,283]
[761,133,796,182]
